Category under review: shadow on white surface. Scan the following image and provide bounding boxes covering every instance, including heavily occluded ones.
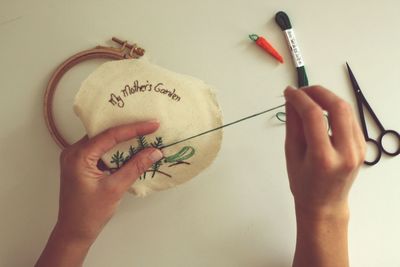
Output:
[0,87,61,266]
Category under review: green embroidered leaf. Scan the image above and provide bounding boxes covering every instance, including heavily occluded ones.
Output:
[110,151,125,168]
[137,136,149,149]
[110,137,193,180]
[151,137,164,148]
[128,145,138,158]
[164,146,195,163]
[151,160,163,178]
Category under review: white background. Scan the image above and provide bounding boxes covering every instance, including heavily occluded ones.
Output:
[1,0,399,266]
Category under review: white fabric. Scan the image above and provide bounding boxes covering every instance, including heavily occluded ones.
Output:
[74,59,223,197]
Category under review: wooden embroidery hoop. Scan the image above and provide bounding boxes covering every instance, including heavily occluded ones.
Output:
[43,37,145,149]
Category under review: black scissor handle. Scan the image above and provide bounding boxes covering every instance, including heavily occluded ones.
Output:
[378,129,400,156]
[364,138,382,166]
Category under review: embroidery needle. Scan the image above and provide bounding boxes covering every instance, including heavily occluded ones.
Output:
[160,103,285,149]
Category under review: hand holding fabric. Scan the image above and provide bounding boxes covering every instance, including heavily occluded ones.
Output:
[36,121,163,267]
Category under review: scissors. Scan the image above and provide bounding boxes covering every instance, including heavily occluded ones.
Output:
[346,63,400,165]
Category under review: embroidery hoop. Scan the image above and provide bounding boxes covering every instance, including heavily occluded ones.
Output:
[43,37,145,149]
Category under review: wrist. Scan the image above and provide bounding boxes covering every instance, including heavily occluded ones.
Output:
[293,201,350,267]
[52,222,96,249]
[294,201,350,223]
[35,224,94,267]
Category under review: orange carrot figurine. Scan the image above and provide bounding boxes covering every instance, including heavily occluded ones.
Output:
[249,34,284,63]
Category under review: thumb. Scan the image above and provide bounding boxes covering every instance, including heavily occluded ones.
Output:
[106,148,164,192]
[284,87,306,162]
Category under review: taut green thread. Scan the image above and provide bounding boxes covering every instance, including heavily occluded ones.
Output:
[161,103,286,149]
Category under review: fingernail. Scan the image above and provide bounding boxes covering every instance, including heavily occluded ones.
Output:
[149,149,163,163]
[285,86,296,92]
[284,86,296,99]
[148,119,160,124]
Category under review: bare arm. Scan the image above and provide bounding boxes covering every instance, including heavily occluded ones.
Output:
[293,207,349,267]
[284,86,366,267]
[35,121,163,267]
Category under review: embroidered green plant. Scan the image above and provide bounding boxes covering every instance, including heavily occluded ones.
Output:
[127,145,138,160]
[138,135,149,149]
[164,146,195,166]
[110,151,125,168]
[150,137,164,178]
[109,136,195,180]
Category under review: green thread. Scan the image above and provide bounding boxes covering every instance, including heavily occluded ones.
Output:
[276,111,331,132]
[276,112,286,122]
[297,66,309,88]
[110,151,125,168]
[137,135,149,149]
[249,34,259,41]
[127,145,138,160]
[150,137,164,178]
[275,11,309,88]
[164,146,195,163]
[151,137,163,148]
[137,136,149,178]
[161,104,286,149]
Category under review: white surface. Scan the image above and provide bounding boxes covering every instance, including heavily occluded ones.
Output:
[0,0,399,266]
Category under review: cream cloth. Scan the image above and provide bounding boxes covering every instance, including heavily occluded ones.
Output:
[74,59,223,197]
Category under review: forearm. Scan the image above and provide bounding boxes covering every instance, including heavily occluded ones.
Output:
[293,204,350,267]
[35,223,94,267]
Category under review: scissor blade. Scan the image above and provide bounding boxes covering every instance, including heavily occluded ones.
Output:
[345,62,371,141]
[346,62,362,94]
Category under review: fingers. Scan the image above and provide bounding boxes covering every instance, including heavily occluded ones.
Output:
[352,118,367,161]
[301,86,355,151]
[83,120,160,161]
[285,92,306,161]
[74,135,89,146]
[284,87,332,151]
[105,148,164,192]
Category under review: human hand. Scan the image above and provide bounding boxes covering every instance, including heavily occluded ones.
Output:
[56,120,163,243]
[35,121,163,267]
[284,86,366,267]
[284,86,366,218]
